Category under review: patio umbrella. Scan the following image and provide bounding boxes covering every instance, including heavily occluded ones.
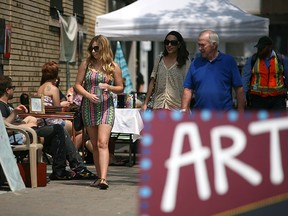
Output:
[114,41,133,94]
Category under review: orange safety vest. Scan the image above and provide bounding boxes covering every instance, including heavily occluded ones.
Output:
[250,53,286,97]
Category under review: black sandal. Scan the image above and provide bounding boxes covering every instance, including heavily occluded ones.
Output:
[98,178,109,190]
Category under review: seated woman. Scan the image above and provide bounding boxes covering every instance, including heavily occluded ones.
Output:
[55,76,72,110]
[37,61,72,136]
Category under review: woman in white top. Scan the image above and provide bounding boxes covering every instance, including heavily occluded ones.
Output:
[142,31,190,110]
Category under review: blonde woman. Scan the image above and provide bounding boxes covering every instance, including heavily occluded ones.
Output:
[75,35,123,189]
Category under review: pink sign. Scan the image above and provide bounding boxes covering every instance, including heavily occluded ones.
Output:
[139,110,288,216]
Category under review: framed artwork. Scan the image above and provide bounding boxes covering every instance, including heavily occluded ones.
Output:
[29,95,45,114]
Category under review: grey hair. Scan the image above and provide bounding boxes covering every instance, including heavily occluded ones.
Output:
[199,29,219,46]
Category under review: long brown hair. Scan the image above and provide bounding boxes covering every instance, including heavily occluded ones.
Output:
[162,31,189,68]
[86,35,115,79]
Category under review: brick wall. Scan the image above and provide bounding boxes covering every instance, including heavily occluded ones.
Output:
[0,0,106,105]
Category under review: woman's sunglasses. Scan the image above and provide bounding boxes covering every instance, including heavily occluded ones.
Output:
[164,39,179,46]
[8,86,16,90]
[92,46,100,52]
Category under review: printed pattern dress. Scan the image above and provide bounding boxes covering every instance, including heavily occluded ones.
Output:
[82,64,115,127]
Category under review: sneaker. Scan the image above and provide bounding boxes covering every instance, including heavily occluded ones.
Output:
[74,168,98,180]
[49,170,75,180]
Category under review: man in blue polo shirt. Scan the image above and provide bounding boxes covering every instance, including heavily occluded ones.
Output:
[181,29,245,112]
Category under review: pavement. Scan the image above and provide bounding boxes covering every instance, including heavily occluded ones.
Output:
[0,162,139,216]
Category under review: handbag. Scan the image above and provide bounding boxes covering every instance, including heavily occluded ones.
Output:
[147,56,162,109]
[73,64,88,131]
[73,106,83,131]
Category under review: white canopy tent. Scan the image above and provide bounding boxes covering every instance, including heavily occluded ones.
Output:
[95,0,269,42]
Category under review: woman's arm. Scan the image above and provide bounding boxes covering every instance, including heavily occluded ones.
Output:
[47,85,61,106]
[75,61,91,98]
[142,78,155,110]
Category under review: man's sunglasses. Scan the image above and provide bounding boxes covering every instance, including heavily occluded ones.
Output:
[164,39,179,46]
[8,86,15,90]
[92,46,100,52]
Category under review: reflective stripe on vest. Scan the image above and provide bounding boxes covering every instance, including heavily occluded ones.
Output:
[250,53,286,97]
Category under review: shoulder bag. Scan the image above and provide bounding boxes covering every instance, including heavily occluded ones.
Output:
[147,56,163,109]
[73,64,88,131]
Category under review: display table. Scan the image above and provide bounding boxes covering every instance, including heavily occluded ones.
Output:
[19,112,76,142]
[112,108,143,142]
[111,108,143,166]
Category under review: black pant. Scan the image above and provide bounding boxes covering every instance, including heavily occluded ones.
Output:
[63,127,85,172]
[35,124,85,174]
[250,94,287,110]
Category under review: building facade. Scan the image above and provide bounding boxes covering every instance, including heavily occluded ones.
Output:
[0,0,106,105]
[231,0,288,55]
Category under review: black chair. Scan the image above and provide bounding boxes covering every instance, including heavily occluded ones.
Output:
[20,93,30,112]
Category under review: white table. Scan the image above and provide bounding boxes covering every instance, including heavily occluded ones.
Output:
[112,108,143,142]
[111,108,143,166]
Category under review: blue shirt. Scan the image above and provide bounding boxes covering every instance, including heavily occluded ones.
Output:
[242,51,288,95]
[183,51,242,111]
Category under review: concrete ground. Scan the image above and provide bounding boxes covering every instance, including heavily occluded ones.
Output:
[0,162,139,216]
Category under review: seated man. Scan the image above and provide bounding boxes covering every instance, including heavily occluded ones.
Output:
[0,75,96,180]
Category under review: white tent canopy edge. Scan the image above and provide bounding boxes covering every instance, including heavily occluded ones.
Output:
[95,0,269,42]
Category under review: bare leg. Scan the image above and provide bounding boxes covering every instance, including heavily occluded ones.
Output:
[109,137,117,164]
[85,140,93,153]
[64,120,72,136]
[22,116,38,127]
[86,126,100,176]
[86,124,111,188]
[74,132,83,150]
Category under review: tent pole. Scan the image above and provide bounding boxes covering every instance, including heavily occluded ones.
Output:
[66,61,70,90]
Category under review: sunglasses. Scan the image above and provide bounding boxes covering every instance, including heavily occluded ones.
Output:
[164,39,179,46]
[92,46,100,52]
[8,86,15,90]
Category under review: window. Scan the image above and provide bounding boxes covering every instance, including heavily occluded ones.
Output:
[73,0,84,25]
[50,0,63,19]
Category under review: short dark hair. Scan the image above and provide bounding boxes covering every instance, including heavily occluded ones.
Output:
[0,75,12,96]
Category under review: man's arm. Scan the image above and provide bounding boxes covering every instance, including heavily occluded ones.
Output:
[281,54,288,87]
[241,57,252,96]
[235,86,245,112]
[4,105,28,124]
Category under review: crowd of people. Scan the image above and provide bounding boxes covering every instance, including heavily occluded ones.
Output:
[1,30,287,190]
